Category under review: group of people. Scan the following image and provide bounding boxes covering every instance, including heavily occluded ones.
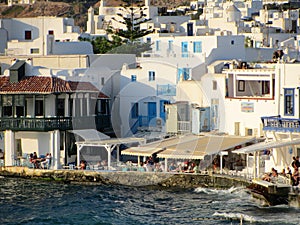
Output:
[78,160,108,170]
[138,157,199,173]
[262,155,300,186]
[262,167,279,182]
[29,152,52,169]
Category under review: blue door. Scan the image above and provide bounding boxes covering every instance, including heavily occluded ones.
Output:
[148,102,157,125]
[160,100,170,121]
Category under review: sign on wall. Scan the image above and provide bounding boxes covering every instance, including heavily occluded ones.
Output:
[241,102,254,112]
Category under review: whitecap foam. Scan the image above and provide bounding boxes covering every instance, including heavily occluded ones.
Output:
[194,186,247,195]
[213,211,270,223]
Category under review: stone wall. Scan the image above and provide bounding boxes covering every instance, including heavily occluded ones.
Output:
[0,166,250,188]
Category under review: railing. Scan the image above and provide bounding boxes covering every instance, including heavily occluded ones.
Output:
[261,116,300,132]
[178,121,191,133]
[0,115,111,131]
[138,116,150,127]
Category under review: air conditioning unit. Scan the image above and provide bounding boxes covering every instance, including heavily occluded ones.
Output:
[156,118,162,127]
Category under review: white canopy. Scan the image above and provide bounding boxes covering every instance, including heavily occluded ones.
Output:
[70,129,110,141]
[232,139,300,154]
[121,147,164,157]
[75,137,145,168]
[157,135,255,159]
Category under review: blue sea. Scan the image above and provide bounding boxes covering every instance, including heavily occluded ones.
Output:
[0,177,299,225]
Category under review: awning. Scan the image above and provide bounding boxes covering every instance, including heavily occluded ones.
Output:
[75,136,146,169]
[157,135,255,159]
[233,138,300,154]
[138,134,200,149]
[121,147,164,157]
[70,129,110,141]
[76,137,145,147]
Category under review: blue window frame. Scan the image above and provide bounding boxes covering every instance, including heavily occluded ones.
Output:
[156,40,161,51]
[193,41,202,53]
[148,71,155,81]
[131,103,138,118]
[168,40,173,51]
[181,42,188,58]
[284,88,294,116]
[177,68,190,81]
[131,75,137,82]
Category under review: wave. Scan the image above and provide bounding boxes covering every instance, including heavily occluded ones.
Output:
[213,211,270,223]
[194,186,246,195]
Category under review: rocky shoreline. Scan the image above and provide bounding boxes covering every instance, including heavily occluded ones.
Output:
[0,166,251,189]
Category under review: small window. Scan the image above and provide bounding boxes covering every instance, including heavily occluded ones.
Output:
[149,71,155,81]
[131,103,138,118]
[25,30,32,40]
[213,80,217,90]
[146,37,151,44]
[156,40,161,51]
[48,30,54,35]
[131,75,137,82]
[30,48,39,54]
[181,42,188,58]
[238,80,245,92]
[101,77,105,85]
[168,40,173,51]
[246,128,253,136]
[231,40,234,45]
[193,41,202,53]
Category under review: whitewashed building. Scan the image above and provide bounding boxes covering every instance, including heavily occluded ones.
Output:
[117,32,275,137]
[233,62,300,177]
[0,17,92,55]
[0,59,112,168]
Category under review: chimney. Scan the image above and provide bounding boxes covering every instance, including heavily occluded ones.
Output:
[9,60,26,83]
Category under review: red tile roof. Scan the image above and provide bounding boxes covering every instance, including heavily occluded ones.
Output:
[0,76,109,99]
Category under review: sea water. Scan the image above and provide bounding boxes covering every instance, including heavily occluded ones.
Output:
[0,177,299,225]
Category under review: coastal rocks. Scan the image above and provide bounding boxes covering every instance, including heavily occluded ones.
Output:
[0,166,250,189]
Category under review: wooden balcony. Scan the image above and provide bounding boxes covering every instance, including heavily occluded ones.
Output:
[261,116,300,132]
[0,115,111,132]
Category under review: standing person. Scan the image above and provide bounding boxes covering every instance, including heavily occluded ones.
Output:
[292,163,299,186]
[296,156,300,168]
[0,149,4,159]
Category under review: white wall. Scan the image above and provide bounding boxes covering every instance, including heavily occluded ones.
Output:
[15,131,51,156]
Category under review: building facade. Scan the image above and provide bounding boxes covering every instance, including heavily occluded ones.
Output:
[0,59,111,168]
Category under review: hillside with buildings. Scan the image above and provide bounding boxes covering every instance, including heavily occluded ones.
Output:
[0,0,192,30]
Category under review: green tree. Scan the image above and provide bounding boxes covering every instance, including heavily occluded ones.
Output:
[80,0,153,55]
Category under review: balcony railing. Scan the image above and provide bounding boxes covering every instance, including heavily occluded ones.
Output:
[0,115,111,132]
[261,116,300,132]
[178,121,191,133]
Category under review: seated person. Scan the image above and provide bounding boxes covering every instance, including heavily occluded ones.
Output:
[168,163,177,172]
[31,152,41,168]
[79,160,87,170]
[262,168,278,182]
[96,161,104,170]
[41,153,51,169]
